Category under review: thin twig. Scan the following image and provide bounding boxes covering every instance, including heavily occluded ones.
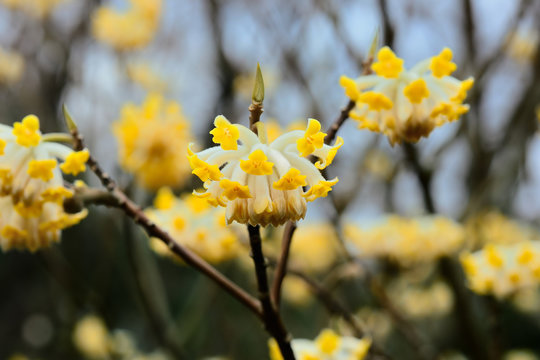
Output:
[271,221,297,307]
[248,225,295,360]
[68,129,263,319]
[324,56,374,145]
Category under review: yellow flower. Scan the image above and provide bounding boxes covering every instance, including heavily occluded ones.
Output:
[342,46,473,145]
[145,190,242,264]
[210,115,240,150]
[296,118,326,157]
[13,115,41,147]
[189,117,341,226]
[91,0,162,51]
[113,93,193,190]
[429,48,457,78]
[273,168,306,191]
[72,315,109,359]
[1,0,64,18]
[345,215,465,266]
[268,329,370,360]
[59,150,89,175]
[240,149,274,175]
[461,241,540,298]
[27,159,57,181]
[0,116,87,252]
[126,62,167,92]
[371,46,404,78]
[0,47,24,84]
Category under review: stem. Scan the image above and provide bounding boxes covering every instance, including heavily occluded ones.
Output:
[271,221,297,307]
[248,225,295,360]
[324,56,373,145]
[68,129,262,319]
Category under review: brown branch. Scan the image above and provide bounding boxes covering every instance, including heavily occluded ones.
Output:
[271,221,297,307]
[68,129,263,319]
[248,225,295,360]
[279,266,390,359]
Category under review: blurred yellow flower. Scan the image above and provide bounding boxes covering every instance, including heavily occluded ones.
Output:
[269,328,371,360]
[0,47,24,85]
[506,29,539,63]
[113,93,192,190]
[389,280,453,319]
[265,119,305,143]
[126,62,167,92]
[72,315,109,359]
[145,188,243,264]
[466,211,540,249]
[461,241,540,298]
[341,47,473,145]
[189,117,342,226]
[0,115,88,252]
[1,0,64,18]
[344,215,465,266]
[92,0,162,51]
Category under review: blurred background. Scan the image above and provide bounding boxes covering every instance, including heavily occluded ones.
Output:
[1,0,540,359]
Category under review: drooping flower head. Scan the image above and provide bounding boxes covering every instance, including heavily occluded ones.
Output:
[145,187,242,264]
[344,215,465,266]
[188,116,343,226]
[92,0,162,51]
[460,241,540,298]
[269,328,371,360]
[0,115,88,251]
[113,93,192,190]
[340,47,474,145]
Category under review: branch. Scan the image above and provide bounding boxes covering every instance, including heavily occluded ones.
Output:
[248,225,295,360]
[66,127,262,319]
[324,56,374,145]
[271,221,297,307]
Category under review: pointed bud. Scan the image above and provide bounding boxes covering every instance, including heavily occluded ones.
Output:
[252,63,265,104]
[368,28,380,60]
[63,104,78,132]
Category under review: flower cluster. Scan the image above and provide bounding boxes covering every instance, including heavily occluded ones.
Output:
[0,115,88,251]
[92,0,162,51]
[465,211,540,249]
[344,215,465,266]
[188,116,343,226]
[73,315,169,360]
[389,281,453,319]
[340,47,474,145]
[113,93,192,190]
[145,187,242,264]
[460,241,540,298]
[272,222,341,274]
[0,47,24,85]
[269,329,371,360]
[1,0,64,18]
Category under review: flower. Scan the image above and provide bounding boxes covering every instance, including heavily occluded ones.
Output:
[505,28,539,63]
[0,115,88,251]
[269,328,371,360]
[113,93,192,190]
[0,47,24,85]
[126,62,167,92]
[1,0,64,18]
[72,315,109,359]
[389,280,453,319]
[145,187,242,264]
[344,215,465,266]
[340,47,474,145]
[188,116,342,226]
[92,0,162,51]
[466,211,540,249]
[460,241,540,298]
